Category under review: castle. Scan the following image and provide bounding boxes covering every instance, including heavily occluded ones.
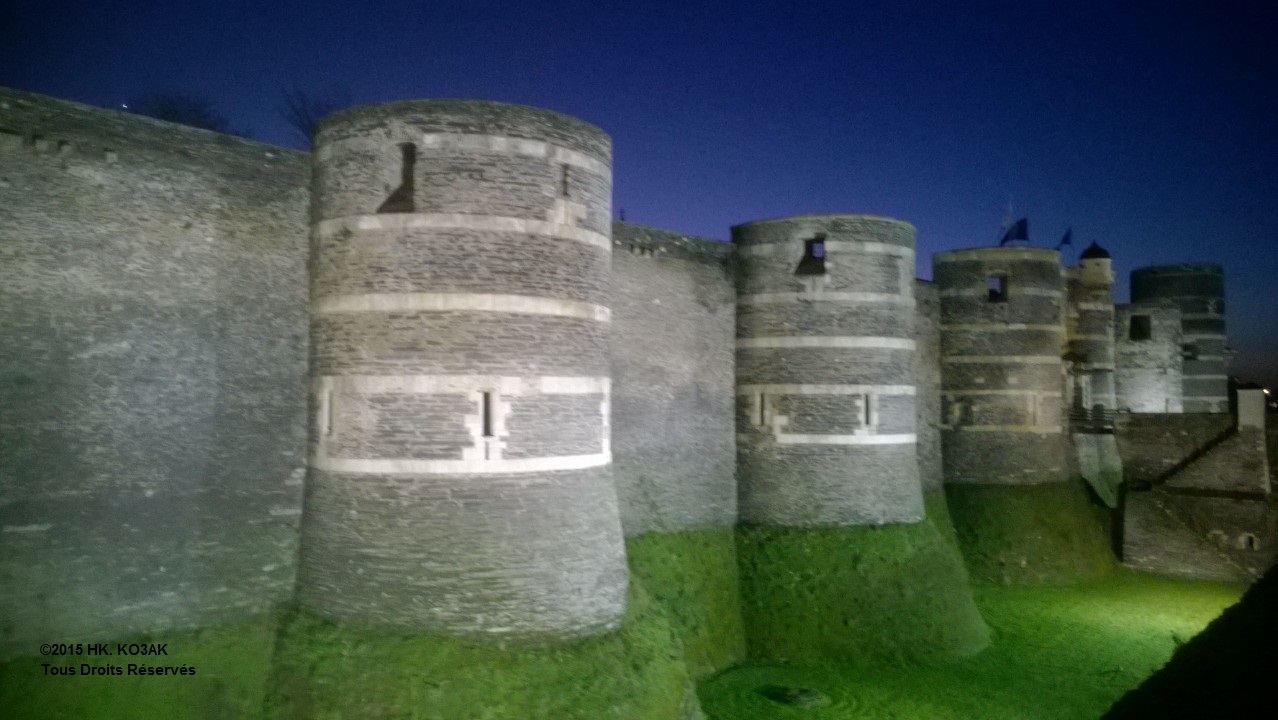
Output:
[1,87,1272,702]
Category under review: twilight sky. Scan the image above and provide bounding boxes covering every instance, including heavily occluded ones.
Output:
[4,0,1276,387]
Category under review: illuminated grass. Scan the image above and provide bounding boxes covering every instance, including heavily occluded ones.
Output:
[626,528,747,677]
[944,481,1118,584]
[736,493,990,666]
[698,571,1242,720]
[0,620,276,720]
[268,580,695,720]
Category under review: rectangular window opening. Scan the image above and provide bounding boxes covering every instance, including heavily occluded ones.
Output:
[560,164,571,198]
[758,392,767,426]
[987,274,1008,302]
[795,234,827,275]
[863,394,873,427]
[481,391,494,438]
[1130,315,1152,341]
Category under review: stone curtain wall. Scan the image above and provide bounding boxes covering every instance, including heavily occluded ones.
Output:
[610,222,737,535]
[914,280,944,492]
[0,88,309,658]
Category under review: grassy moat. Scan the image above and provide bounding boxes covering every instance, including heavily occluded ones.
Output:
[0,486,1248,719]
[0,572,1241,719]
[698,572,1241,719]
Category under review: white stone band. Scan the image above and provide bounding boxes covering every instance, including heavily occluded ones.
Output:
[942,355,1060,364]
[737,291,913,306]
[415,132,611,177]
[941,323,1061,332]
[314,293,610,321]
[737,336,915,350]
[312,452,611,475]
[739,432,917,446]
[318,213,611,250]
[938,287,1062,298]
[946,425,1064,433]
[315,375,608,396]
[737,383,915,395]
[943,389,1062,397]
[738,241,912,258]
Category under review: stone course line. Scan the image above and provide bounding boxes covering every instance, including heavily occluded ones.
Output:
[737,291,913,306]
[737,336,915,350]
[317,214,611,250]
[737,241,912,257]
[736,383,915,395]
[311,453,611,475]
[314,293,611,322]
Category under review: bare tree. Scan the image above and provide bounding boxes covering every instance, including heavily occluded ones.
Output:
[125,91,248,137]
[280,86,352,148]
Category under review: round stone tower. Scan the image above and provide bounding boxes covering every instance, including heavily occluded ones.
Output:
[1065,242,1116,418]
[299,100,627,638]
[734,214,923,525]
[934,247,1068,484]
[1130,264,1227,413]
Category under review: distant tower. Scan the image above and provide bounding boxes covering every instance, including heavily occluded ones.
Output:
[733,214,923,525]
[934,247,1068,484]
[1130,265,1227,413]
[1065,241,1116,418]
[299,100,627,638]
[1114,301,1184,413]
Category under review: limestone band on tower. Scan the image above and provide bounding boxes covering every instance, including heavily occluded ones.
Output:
[298,99,628,638]
[733,214,923,525]
[934,247,1069,484]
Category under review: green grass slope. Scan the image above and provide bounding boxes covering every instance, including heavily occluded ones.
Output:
[736,510,989,666]
[945,480,1117,584]
[268,580,698,720]
[627,528,747,678]
[700,572,1243,720]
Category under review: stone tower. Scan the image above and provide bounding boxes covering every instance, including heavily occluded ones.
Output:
[1130,265,1228,413]
[1065,242,1117,418]
[934,247,1068,484]
[733,214,923,525]
[1114,301,1184,413]
[298,100,628,638]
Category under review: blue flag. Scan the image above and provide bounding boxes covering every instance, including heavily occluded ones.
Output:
[999,218,1028,246]
[1056,228,1073,249]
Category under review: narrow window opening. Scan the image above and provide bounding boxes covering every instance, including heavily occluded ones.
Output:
[987,274,1008,302]
[560,164,571,198]
[481,391,494,438]
[322,390,334,437]
[758,393,767,426]
[795,235,827,275]
[863,394,873,428]
[1129,315,1152,341]
[377,142,416,213]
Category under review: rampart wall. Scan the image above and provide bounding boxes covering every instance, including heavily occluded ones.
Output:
[0,88,309,658]
[914,280,943,492]
[610,223,737,535]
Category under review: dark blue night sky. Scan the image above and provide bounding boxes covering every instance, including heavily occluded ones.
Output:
[5,0,1276,386]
